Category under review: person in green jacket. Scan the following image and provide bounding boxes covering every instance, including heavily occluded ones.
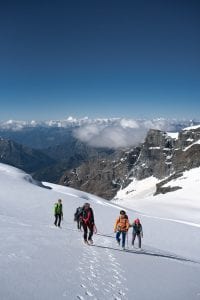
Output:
[54,199,63,227]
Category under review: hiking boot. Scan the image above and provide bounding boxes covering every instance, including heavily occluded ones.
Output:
[88,239,93,245]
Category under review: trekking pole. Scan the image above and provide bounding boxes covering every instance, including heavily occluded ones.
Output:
[126,231,129,249]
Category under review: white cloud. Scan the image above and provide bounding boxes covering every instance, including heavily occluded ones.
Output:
[120,118,139,129]
[74,119,147,148]
[0,116,198,149]
[73,118,196,149]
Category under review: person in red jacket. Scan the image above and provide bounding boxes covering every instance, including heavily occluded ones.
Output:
[82,203,95,244]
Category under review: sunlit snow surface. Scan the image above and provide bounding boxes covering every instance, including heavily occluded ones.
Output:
[0,163,200,300]
[114,168,200,225]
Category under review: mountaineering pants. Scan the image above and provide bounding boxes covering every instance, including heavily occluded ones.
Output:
[116,231,127,248]
[54,214,62,227]
[77,218,83,230]
[132,233,141,248]
[82,222,93,241]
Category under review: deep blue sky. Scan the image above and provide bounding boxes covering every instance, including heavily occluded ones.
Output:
[0,0,199,120]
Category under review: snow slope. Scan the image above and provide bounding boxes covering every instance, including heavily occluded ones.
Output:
[114,168,200,225]
[0,163,200,300]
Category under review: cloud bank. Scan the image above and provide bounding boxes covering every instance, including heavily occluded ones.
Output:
[0,117,197,149]
[73,118,191,149]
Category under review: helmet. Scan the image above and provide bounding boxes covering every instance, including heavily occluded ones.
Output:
[120,210,126,215]
[134,218,140,224]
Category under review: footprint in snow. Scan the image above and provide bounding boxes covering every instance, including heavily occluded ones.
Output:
[109,282,116,288]
[89,260,95,264]
[111,262,120,267]
[112,269,120,275]
[87,277,92,281]
[113,296,122,300]
[85,290,93,297]
[77,296,85,300]
[8,253,17,259]
[118,290,126,296]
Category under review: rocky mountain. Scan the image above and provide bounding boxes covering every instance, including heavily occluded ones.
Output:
[0,138,55,174]
[128,126,200,194]
[33,139,116,183]
[1,122,200,200]
[0,127,73,149]
[59,125,200,199]
[59,147,141,199]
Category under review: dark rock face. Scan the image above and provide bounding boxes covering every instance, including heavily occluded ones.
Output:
[173,127,200,172]
[59,148,141,199]
[59,126,200,199]
[0,138,55,173]
[34,140,116,183]
[0,127,73,149]
[154,172,183,195]
[127,129,176,180]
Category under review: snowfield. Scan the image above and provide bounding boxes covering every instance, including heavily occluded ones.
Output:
[114,168,200,225]
[0,163,200,300]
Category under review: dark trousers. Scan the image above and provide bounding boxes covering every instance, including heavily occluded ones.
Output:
[54,214,62,227]
[116,231,127,248]
[132,233,141,248]
[82,222,93,241]
[77,219,82,230]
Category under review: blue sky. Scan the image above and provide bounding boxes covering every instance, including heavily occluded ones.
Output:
[0,0,199,120]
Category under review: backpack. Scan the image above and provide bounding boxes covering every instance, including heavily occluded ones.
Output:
[116,215,129,231]
[82,207,94,224]
[74,207,83,221]
[134,223,142,235]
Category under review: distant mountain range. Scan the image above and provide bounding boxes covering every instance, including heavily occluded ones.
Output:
[0,116,198,131]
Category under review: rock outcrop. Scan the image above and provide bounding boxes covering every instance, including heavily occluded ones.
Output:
[0,138,55,173]
[59,148,141,199]
[59,126,200,199]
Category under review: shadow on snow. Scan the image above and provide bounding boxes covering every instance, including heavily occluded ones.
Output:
[90,244,200,265]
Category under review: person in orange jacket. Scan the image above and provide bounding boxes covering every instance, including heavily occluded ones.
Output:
[114,210,130,250]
